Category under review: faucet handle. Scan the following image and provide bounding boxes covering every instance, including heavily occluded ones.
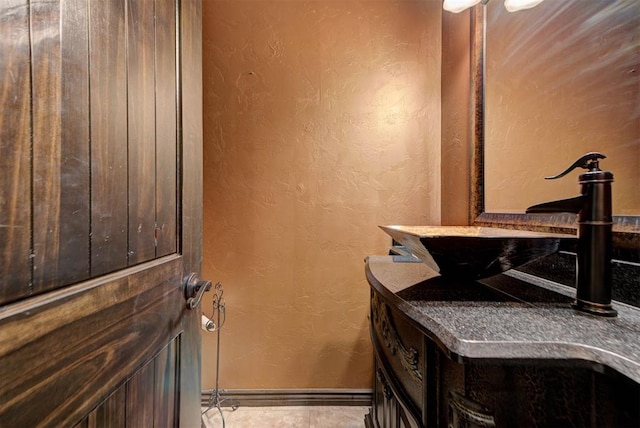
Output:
[545,152,606,180]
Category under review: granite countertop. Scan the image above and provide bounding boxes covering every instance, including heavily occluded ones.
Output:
[365,255,640,384]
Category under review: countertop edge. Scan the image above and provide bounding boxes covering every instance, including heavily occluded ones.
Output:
[365,255,640,384]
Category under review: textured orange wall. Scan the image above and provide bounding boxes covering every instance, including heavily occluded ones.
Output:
[441,9,471,225]
[202,0,442,389]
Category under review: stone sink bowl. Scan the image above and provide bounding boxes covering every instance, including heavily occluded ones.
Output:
[380,225,576,280]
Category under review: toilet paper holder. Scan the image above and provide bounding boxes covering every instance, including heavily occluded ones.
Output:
[202,281,225,332]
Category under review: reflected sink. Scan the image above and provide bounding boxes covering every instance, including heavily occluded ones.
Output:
[380,225,576,279]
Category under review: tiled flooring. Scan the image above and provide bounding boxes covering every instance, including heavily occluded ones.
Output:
[201,406,369,428]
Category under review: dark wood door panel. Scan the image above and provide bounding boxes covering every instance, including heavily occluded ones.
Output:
[75,338,179,428]
[126,357,157,427]
[0,0,180,304]
[0,256,184,427]
[178,2,204,425]
[155,0,179,258]
[0,0,202,425]
[89,0,129,278]
[32,0,91,291]
[78,388,126,428]
[128,0,159,266]
[0,0,32,301]
[124,338,180,427]
[153,338,179,425]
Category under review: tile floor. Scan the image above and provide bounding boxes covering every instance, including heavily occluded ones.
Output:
[201,406,370,428]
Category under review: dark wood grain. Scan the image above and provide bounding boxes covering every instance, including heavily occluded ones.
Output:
[0,0,32,304]
[89,0,128,276]
[0,1,202,425]
[32,0,91,293]
[127,359,156,427]
[76,342,179,428]
[0,256,184,427]
[180,0,204,273]
[128,0,158,265]
[179,1,205,426]
[92,387,126,428]
[155,0,179,257]
[77,387,125,428]
[155,339,179,426]
[58,0,91,282]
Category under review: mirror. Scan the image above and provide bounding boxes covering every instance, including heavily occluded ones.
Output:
[471,0,640,260]
[485,0,639,215]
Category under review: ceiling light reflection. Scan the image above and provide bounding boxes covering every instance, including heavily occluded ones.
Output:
[503,0,545,12]
[443,0,482,13]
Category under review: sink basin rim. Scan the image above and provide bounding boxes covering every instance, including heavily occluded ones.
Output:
[380,225,576,279]
[380,225,576,240]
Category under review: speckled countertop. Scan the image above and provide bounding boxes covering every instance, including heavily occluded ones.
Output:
[365,255,640,384]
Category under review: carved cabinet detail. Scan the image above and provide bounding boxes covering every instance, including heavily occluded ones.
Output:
[371,292,423,384]
[366,288,640,428]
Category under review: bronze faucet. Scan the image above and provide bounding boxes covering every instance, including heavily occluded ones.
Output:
[526,152,617,317]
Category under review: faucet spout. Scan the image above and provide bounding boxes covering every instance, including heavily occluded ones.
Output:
[525,195,584,214]
[525,152,616,317]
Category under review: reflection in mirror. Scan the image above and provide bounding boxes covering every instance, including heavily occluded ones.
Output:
[484,0,639,215]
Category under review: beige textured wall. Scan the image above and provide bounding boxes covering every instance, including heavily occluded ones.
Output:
[202,0,442,389]
[441,9,471,225]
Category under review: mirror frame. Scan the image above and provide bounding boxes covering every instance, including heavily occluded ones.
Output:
[469,7,640,262]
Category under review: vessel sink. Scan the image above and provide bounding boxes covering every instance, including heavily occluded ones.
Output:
[380,225,576,279]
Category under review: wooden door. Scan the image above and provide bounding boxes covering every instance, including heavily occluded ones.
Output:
[0,0,203,426]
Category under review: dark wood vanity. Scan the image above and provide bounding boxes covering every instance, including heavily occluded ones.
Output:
[364,255,640,428]
[367,1,640,425]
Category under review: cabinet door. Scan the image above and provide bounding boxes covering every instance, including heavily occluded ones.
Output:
[375,366,396,428]
[398,403,421,428]
[374,363,422,428]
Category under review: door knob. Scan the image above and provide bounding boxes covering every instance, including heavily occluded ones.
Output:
[183,273,212,309]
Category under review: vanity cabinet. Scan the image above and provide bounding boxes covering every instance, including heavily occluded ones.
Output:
[365,256,640,428]
[372,360,421,428]
[368,291,424,428]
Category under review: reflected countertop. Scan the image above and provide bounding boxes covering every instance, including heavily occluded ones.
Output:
[365,254,640,384]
